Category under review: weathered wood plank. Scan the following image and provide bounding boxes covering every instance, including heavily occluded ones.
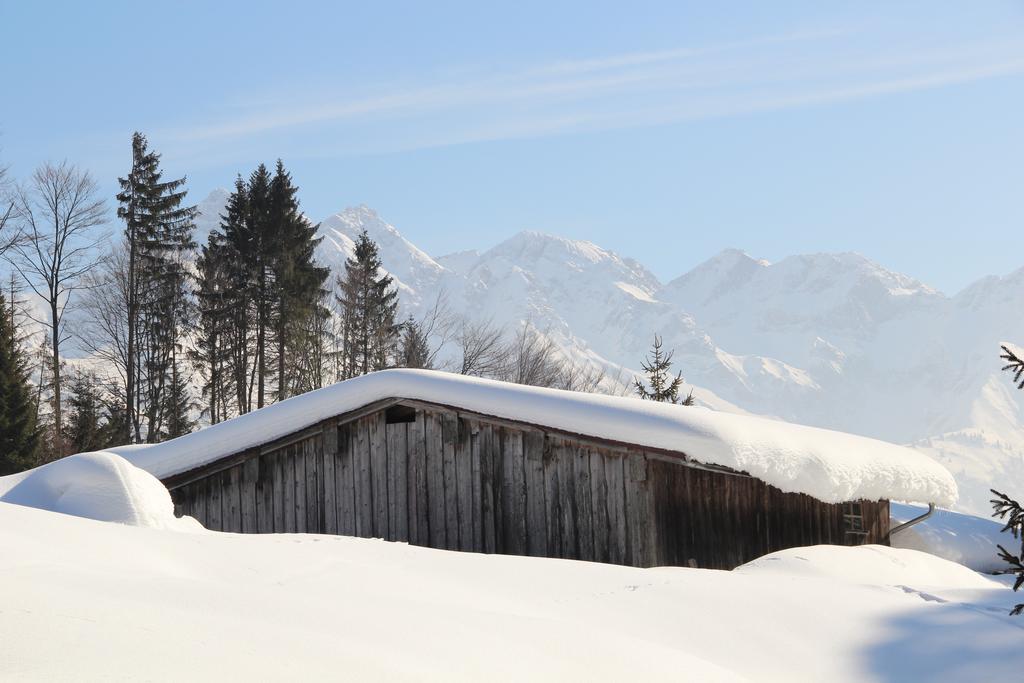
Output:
[278,446,290,532]
[294,442,307,533]
[605,453,627,565]
[172,489,187,519]
[355,417,373,538]
[386,422,409,542]
[589,450,609,563]
[190,477,207,528]
[274,446,286,532]
[523,430,547,557]
[441,411,460,551]
[625,453,652,567]
[491,425,505,553]
[322,426,338,535]
[256,452,273,533]
[241,457,259,533]
[455,417,474,552]
[502,429,527,555]
[207,472,222,531]
[479,423,497,554]
[574,445,594,562]
[337,425,356,536]
[469,422,483,553]
[369,413,388,538]
[223,466,240,532]
[425,411,446,548]
[542,436,562,557]
[305,437,320,534]
[557,441,577,559]
[407,411,429,546]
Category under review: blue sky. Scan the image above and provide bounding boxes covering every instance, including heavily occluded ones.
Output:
[2,0,1022,293]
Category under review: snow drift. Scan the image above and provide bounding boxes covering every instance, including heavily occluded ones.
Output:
[739,543,1002,588]
[113,369,958,507]
[890,503,1010,574]
[0,451,199,531]
[1,500,1021,681]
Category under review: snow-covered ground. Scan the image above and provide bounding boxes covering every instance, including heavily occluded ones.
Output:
[1,453,1022,681]
[890,502,1010,574]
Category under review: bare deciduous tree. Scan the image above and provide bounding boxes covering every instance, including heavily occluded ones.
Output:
[402,290,456,371]
[456,317,507,377]
[0,162,25,255]
[77,244,131,408]
[504,323,563,387]
[10,162,106,457]
[556,356,613,394]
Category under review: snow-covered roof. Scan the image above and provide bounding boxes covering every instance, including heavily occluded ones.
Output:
[113,369,957,506]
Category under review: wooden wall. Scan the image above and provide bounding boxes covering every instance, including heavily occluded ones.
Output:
[169,402,889,570]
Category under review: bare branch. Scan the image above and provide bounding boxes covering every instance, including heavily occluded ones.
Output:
[456,316,508,377]
[8,161,107,457]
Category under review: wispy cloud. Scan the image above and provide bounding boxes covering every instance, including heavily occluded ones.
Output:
[160,28,1024,159]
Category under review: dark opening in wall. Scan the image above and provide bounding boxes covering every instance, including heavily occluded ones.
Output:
[385,404,417,424]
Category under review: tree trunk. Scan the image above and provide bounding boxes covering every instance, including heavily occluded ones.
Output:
[50,298,63,459]
[277,316,286,401]
[126,231,139,443]
[257,267,266,409]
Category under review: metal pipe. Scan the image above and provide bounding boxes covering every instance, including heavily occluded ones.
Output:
[887,503,935,540]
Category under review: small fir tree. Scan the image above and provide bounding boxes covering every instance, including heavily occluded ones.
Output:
[634,335,692,404]
[336,230,399,377]
[0,290,39,473]
[161,354,196,439]
[990,488,1024,616]
[99,385,131,447]
[64,372,106,454]
[398,316,432,369]
[993,344,1024,615]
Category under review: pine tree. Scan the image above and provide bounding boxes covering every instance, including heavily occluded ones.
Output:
[161,353,196,439]
[193,230,235,423]
[197,163,329,416]
[289,300,333,394]
[634,335,691,404]
[218,176,256,415]
[994,344,1024,615]
[245,164,274,409]
[398,316,432,369]
[99,385,131,448]
[336,230,399,377]
[64,372,106,455]
[269,160,329,401]
[117,132,196,442]
[0,290,38,473]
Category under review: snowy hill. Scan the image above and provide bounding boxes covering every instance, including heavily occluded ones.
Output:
[190,190,1024,516]
[2,481,1022,680]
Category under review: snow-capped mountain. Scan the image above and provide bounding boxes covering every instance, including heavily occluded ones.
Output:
[193,190,1024,516]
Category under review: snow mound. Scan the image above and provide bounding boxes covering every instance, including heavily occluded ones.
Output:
[890,503,1009,573]
[0,452,200,531]
[114,369,957,507]
[3,502,1021,681]
[737,544,1000,589]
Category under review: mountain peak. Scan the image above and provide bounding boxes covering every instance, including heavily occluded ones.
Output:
[706,248,771,269]
[491,230,617,266]
[193,188,233,244]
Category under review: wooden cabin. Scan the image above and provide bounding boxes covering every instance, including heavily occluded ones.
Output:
[120,370,954,570]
